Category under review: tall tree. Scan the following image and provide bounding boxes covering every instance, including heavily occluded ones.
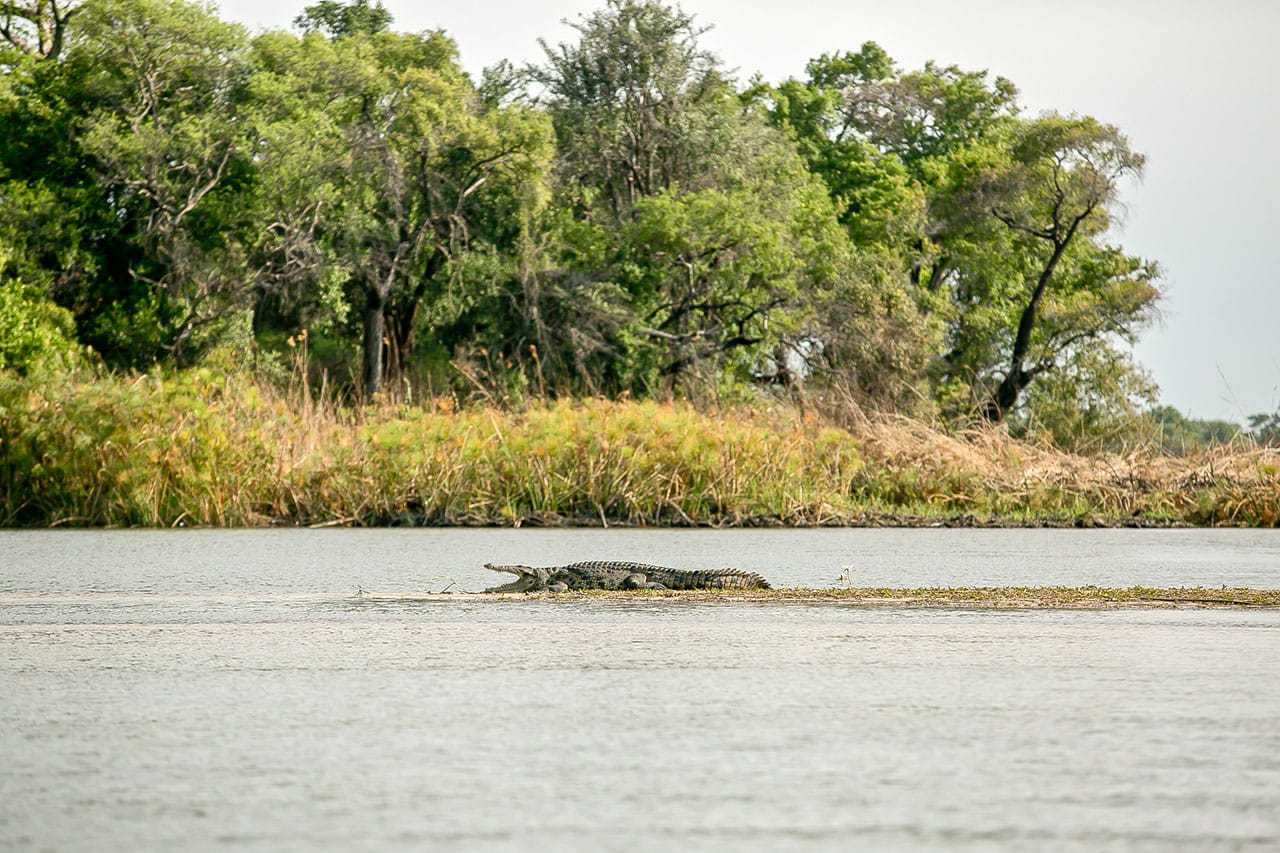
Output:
[766,43,1020,288]
[70,0,257,364]
[617,145,835,390]
[960,115,1157,421]
[249,26,552,397]
[1248,410,1280,446]
[768,44,1160,428]
[533,0,738,223]
[529,4,936,401]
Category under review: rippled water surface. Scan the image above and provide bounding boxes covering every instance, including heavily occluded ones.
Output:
[2,529,1279,851]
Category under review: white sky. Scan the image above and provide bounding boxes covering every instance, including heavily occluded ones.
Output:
[217,0,1280,422]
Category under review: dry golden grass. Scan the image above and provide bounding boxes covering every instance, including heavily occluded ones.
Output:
[842,410,1280,526]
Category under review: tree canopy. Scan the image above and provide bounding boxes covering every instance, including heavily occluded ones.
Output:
[0,0,1169,448]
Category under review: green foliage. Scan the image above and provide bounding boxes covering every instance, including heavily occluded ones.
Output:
[618,167,821,388]
[69,0,258,363]
[0,48,132,360]
[0,276,83,373]
[765,43,1017,249]
[1248,410,1280,446]
[1016,347,1159,453]
[940,114,1156,421]
[247,24,553,397]
[534,0,739,222]
[293,0,391,37]
[1148,405,1242,454]
[764,45,1160,434]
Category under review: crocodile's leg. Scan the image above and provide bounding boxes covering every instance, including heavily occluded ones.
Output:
[621,573,667,590]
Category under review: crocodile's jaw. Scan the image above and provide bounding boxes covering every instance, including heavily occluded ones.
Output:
[482,564,548,593]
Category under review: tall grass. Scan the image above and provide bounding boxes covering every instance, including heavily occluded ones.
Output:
[844,411,1280,526]
[1,369,1276,527]
[0,369,861,526]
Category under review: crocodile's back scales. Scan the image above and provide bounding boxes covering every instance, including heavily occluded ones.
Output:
[483,560,772,592]
[559,561,771,590]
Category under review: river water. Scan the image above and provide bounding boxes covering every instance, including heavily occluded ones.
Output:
[2,529,1279,850]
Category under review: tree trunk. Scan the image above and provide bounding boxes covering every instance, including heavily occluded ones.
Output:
[384,248,447,386]
[984,369,1028,423]
[982,229,1075,422]
[362,293,386,399]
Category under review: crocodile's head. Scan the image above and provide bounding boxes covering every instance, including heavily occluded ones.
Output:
[483,563,551,593]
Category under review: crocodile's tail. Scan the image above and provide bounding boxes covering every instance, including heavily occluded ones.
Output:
[666,569,771,590]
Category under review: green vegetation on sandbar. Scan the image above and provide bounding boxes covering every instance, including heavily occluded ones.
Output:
[2,370,1277,528]
[382,587,1280,608]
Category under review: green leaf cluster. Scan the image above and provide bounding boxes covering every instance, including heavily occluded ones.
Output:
[0,275,83,373]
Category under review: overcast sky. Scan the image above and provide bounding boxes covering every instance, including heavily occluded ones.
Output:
[217,0,1280,423]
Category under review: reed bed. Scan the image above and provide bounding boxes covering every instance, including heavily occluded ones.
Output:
[1,370,1276,527]
[846,412,1280,526]
[0,370,859,526]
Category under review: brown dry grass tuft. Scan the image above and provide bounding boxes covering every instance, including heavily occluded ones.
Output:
[842,409,1280,525]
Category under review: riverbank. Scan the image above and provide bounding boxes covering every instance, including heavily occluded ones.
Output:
[2,370,1277,527]
[373,587,1280,608]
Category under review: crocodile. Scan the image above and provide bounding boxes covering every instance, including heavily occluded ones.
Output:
[482,560,771,593]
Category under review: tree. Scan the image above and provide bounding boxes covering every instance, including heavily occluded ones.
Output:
[769,45,1160,429]
[1018,346,1158,453]
[1148,405,1242,454]
[961,115,1157,421]
[618,164,819,390]
[533,1,783,395]
[70,0,258,364]
[1,0,79,59]
[761,44,1030,411]
[0,244,83,373]
[0,132,103,313]
[1,0,261,367]
[765,44,1018,267]
[1249,411,1280,446]
[293,0,390,38]
[248,26,553,397]
[529,5,938,402]
[533,0,739,224]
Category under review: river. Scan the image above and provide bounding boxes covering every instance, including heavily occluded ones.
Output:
[2,529,1279,850]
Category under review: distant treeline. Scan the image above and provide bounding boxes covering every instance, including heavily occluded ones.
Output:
[0,0,1274,451]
